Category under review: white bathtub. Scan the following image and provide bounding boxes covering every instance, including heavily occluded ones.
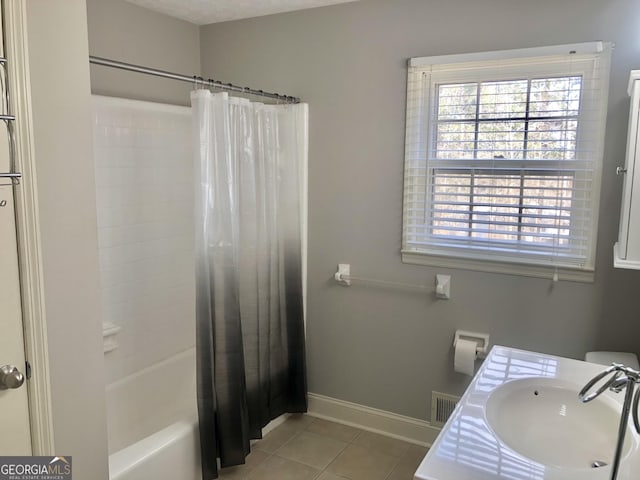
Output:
[106,348,201,480]
[109,419,201,480]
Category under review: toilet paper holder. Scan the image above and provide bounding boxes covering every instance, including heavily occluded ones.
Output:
[453,330,490,357]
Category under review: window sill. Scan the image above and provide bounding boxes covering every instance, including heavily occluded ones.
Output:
[401,250,595,283]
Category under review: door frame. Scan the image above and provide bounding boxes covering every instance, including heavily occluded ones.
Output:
[3,0,55,454]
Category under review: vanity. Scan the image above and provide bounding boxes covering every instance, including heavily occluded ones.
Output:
[414,346,640,480]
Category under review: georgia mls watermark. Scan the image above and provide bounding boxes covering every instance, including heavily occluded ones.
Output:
[0,457,71,480]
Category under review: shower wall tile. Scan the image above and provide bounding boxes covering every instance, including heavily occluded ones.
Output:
[92,96,195,386]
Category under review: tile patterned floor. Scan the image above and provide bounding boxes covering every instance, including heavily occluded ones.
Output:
[218,414,429,480]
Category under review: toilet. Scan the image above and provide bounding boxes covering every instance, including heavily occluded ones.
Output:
[585,351,640,369]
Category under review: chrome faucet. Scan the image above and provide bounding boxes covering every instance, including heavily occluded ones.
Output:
[579,363,640,480]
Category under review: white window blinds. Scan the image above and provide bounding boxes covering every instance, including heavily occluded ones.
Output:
[402,43,611,279]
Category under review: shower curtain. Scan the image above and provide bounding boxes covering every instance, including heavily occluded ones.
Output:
[191,89,308,480]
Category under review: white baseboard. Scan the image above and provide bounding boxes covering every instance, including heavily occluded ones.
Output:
[260,413,290,437]
[307,393,440,447]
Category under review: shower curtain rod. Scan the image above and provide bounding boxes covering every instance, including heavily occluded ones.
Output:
[89,56,300,104]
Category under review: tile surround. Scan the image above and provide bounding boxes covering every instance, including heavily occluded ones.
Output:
[92,95,195,385]
[222,415,428,480]
[93,96,198,454]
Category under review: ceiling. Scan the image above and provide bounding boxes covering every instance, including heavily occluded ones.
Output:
[124,0,358,25]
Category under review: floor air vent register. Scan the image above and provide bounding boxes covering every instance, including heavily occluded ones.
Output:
[431,391,460,428]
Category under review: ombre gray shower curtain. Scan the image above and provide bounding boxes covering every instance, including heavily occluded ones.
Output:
[191,90,308,480]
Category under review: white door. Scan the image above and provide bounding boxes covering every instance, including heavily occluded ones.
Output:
[0,181,31,454]
[0,5,32,454]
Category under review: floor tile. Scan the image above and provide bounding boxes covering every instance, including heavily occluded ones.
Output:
[306,418,362,443]
[316,472,349,480]
[386,445,429,480]
[401,444,429,465]
[352,431,411,458]
[284,413,316,430]
[243,414,426,480]
[387,463,419,480]
[246,455,320,480]
[387,460,422,480]
[219,449,270,479]
[253,423,300,454]
[277,431,347,469]
[326,444,399,480]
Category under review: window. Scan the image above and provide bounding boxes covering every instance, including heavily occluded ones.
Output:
[402,43,611,281]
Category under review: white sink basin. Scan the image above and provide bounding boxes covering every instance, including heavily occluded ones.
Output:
[414,346,640,480]
[485,377,629,469]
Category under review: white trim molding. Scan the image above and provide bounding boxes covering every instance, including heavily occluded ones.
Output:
[409,42,604,67]
[3,0,55,455]
[402,43,611,282]
[402,251,595,283]
[307,393,440,447]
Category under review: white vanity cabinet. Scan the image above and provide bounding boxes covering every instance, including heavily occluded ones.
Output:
[614,70,640,269]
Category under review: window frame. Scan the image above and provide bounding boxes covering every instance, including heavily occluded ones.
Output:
[401,43,611,282]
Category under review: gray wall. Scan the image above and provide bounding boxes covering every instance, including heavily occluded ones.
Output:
[27,0,109,477]
[86,0,200,106]
[200,0,640,420]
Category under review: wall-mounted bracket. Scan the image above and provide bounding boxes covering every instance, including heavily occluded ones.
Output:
[334,263,351,286]
[435,274,451,299]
